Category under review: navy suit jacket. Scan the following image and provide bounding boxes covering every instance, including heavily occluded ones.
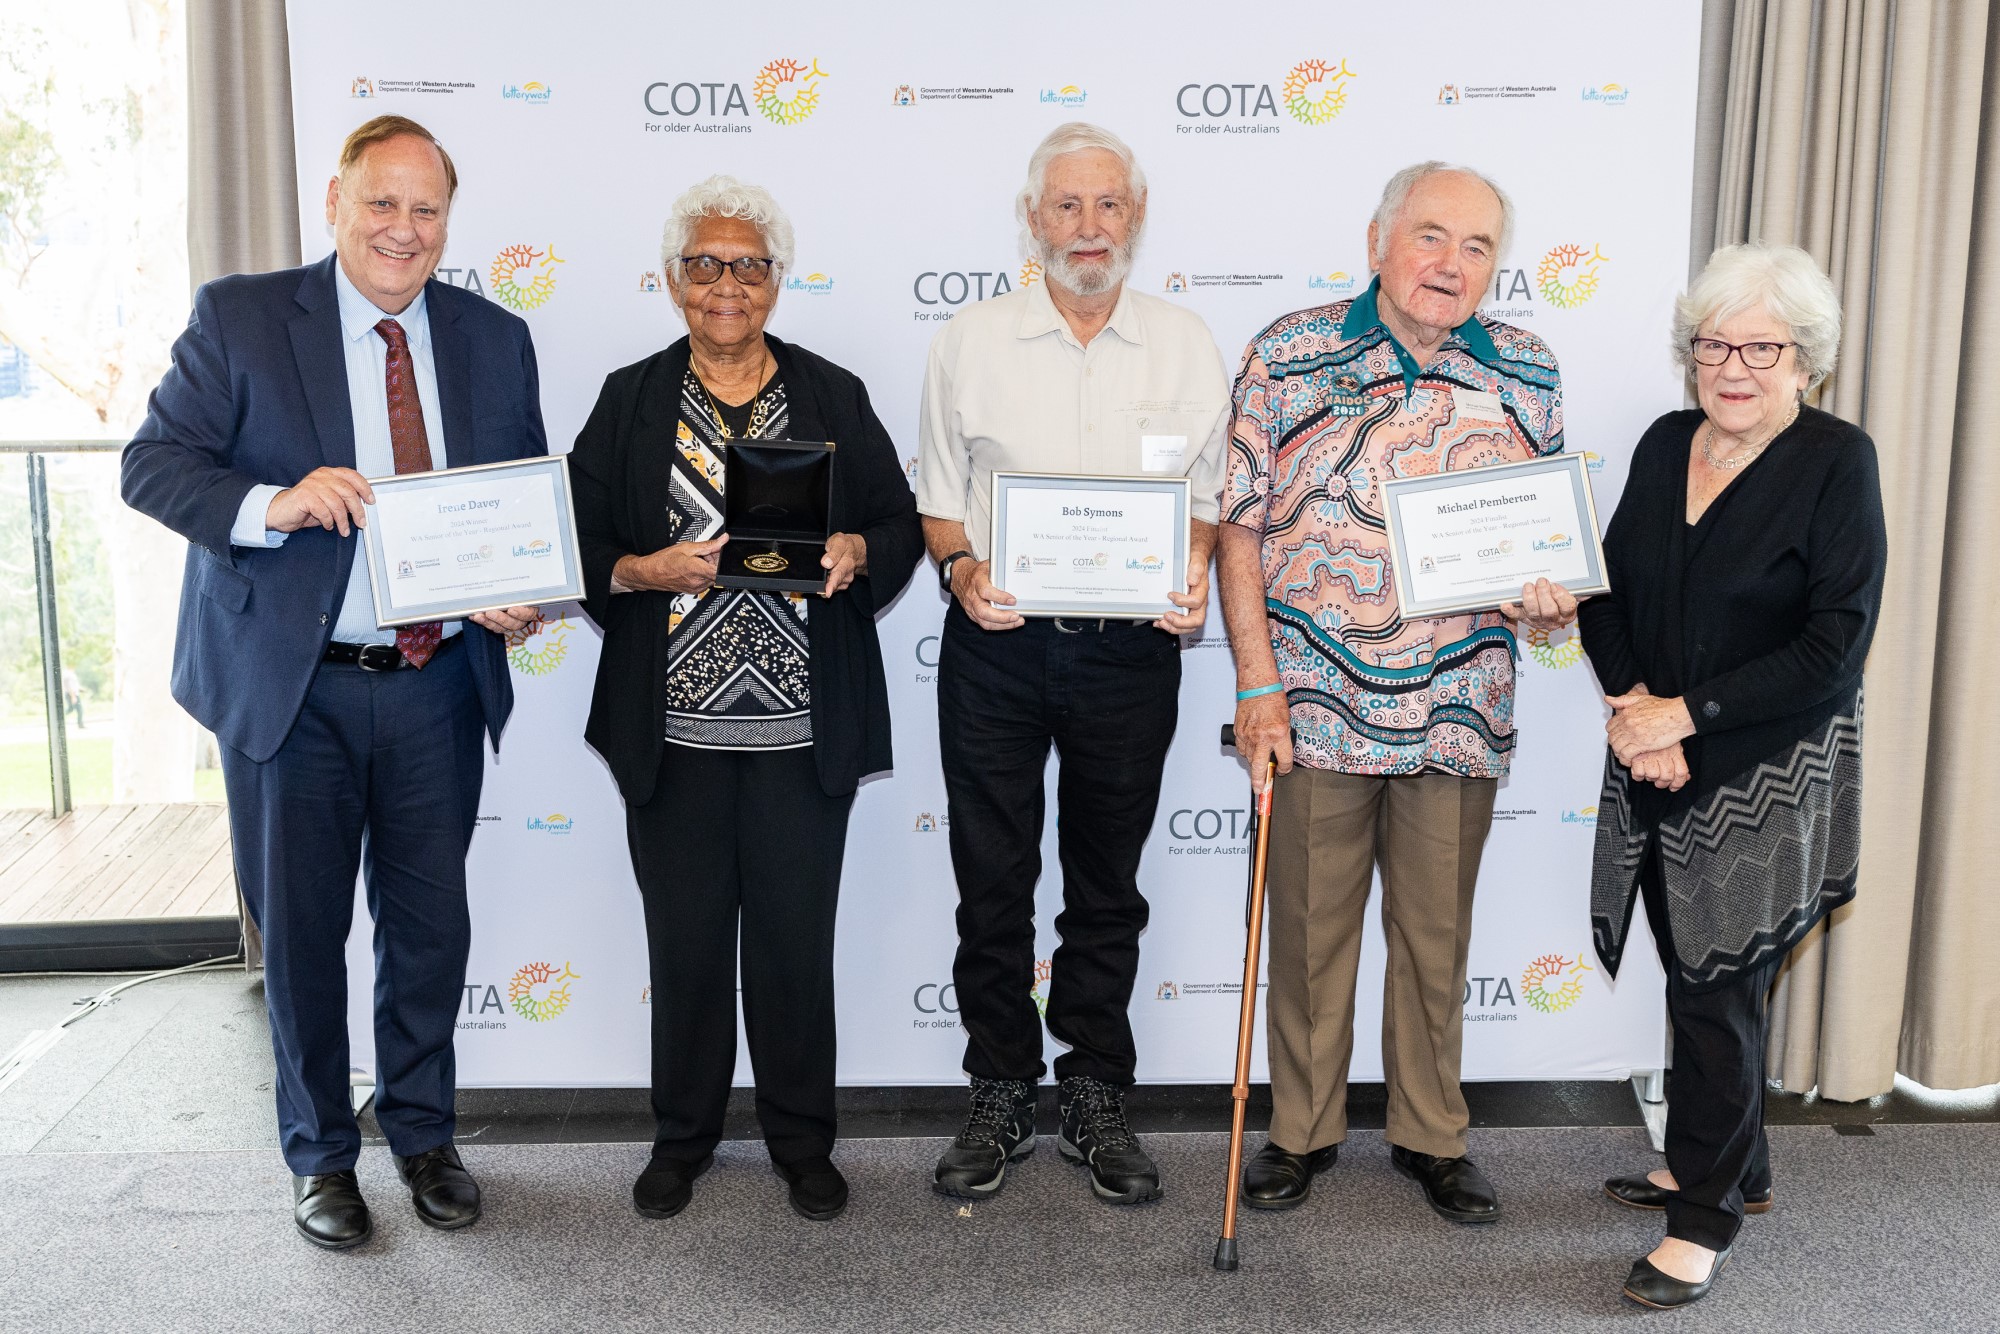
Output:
[122,255,549,763]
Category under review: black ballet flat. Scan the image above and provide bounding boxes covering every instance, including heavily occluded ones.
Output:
[1621,1244,1732,1309]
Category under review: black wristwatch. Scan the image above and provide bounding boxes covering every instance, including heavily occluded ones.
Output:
[939,549,973,593]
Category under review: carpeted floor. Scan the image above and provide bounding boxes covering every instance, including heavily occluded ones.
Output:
[4,1123,1998,1333]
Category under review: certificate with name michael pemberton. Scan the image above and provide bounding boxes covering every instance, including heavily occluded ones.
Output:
[1380,453,1609,618]
[989,472,1190,619]
[361,456,584,627]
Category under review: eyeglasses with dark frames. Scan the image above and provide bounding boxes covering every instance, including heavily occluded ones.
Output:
[1689,337,1796,370]
[678,254,776,286]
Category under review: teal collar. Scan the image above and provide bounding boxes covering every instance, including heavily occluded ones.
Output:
[1341,277,1499,393]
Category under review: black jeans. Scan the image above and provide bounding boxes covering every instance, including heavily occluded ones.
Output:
[1643,845,1780,1251]
[625,743,853,1166]
[937,603,1180,1086]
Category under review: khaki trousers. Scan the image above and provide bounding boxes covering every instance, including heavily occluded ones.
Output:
[1264,767,1497,1159]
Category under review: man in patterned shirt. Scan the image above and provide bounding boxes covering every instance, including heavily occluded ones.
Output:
[1216,162,1579,1224]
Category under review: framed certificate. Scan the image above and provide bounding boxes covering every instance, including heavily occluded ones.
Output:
[1380,453,1610,617]
[361,455,584,627]
[989,472,1190,619]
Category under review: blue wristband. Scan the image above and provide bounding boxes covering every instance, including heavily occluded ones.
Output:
[1236,682,1286,701]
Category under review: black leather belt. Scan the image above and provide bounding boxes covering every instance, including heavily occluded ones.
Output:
[323,634,462,671]
[1051,617,1153,633]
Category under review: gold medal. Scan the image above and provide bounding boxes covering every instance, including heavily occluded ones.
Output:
[744,551,789,574]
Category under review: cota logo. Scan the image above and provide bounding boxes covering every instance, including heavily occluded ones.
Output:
[1520,953,1592,1013]
[1522,622,1584,670]
[506,611,569,675]
[490,243,564,311]
[1030,958,1054,1017]
[1283,58,1357,125]
[1537,243,1610,309]
[754,57,829,125]
[509,961,580,1022]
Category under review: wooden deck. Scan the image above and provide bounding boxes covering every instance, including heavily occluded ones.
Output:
[0,804,238,923]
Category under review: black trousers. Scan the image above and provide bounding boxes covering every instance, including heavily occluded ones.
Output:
[221,639,484,1174]
[1642,845,1780,1251]
[626,742,853,1166]
[937,603,1180,1086]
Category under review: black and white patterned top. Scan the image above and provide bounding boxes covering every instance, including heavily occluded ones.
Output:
[653,367,811,751]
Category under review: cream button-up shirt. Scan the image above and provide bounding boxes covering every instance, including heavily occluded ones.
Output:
[916,277,1231,560]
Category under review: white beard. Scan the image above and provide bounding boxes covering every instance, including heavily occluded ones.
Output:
[1038,227,1140,296]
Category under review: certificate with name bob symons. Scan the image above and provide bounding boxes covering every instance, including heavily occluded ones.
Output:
[361,455,584,627]
[989,472,1190,619]
[1380,452,1609,618]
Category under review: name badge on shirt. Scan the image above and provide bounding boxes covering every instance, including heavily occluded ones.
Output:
[1141,435,1188,472]
[1451,387,1507,423]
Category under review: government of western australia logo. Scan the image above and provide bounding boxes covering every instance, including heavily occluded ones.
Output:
[1537,243,1610,309]
[1283,58,1357,125]
[509,960,580,1022]
[1523,622,1585,670]
[506,611,569,675]
[1520,952,1592,1013]
[754,57,829,124]
[490,243,564,311]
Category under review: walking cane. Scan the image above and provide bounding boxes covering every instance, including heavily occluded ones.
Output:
[1213,722,1276,1273]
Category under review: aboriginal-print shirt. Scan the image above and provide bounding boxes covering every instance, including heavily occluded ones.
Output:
[1221,279,1563,776]
[652,367,812,750]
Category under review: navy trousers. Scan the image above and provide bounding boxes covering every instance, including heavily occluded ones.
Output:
[222,640,486,1175]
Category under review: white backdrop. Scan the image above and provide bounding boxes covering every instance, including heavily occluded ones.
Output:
[288,0,1697,1088]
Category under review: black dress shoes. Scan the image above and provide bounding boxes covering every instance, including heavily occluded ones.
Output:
[1622,1244,1733,1309]
[1390,1144,1502,1223]
[393,1143,482,1229]
[633,1151,714,1219]
[1605,1172,1774,1214]
[1240,1141,1339,1210]
[775,1155,849,1221]
[293,1170,371,1249]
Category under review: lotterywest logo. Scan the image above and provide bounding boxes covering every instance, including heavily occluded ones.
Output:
[1175,57,1355,135]
[1164,804,1253,856]
[526,812,575,834]
[1040,84,1088,106]
[506,611,570,676]
[642,57,828,133]
[487,244,564,312]
[1309,271,1359,293]
[509,960,581,1022]
[502,81,551,104]
[1537,243,1611,309]
[785,271,834,293]
[1561,805,1599,826]
[1582,83,1631,105]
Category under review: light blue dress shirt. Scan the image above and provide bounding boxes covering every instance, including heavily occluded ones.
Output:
[231,263,456,645]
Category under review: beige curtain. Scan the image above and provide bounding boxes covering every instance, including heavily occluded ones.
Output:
[1692,0,2000,1099]
[186,0,299,969]
[187,0,300,289]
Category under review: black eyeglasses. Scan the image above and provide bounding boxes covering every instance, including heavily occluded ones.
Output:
[1690,337,1795,370]
[678,255,776,286]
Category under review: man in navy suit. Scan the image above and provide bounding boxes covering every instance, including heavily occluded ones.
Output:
[122,115,546,1249]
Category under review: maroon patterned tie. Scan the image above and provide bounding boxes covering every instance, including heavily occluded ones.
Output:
[376,318,441,668]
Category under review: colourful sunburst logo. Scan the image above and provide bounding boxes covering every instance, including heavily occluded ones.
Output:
[509,960,580,1022]
[1521,953,1592,1013]
[490,243,564,311]
[505,612,569,675]
[1030,957,1053,1017]
[1018,257,1042,288]
[1523,623,1585,670]
[1536,243,1610,309]
[754,57,829,125]
[1283,58,1356,125]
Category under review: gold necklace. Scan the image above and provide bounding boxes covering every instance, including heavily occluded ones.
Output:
[694,350,774,440]
[1701,401,1800,471]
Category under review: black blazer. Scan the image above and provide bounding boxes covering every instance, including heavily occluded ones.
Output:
[569,335,923,803]
[1577,405,1887,811]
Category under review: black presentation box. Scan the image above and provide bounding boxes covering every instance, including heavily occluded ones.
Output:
[715,439,836,593]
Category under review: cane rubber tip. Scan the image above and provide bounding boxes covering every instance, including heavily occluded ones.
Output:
[1213,1237,1239,1271]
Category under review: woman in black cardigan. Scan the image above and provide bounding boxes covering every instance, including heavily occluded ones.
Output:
[569,177,921,1225]
[1577,243,1886,1310]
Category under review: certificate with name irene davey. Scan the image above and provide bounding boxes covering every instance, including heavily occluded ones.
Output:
[361,455,584,627]
[1380,453,1609,618]
[989,472,1191,619]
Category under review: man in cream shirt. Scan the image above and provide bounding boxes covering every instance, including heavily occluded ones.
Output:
[917,122,1229,1206]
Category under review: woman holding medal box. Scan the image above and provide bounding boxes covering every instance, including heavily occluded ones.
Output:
[569,175,922,1225]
